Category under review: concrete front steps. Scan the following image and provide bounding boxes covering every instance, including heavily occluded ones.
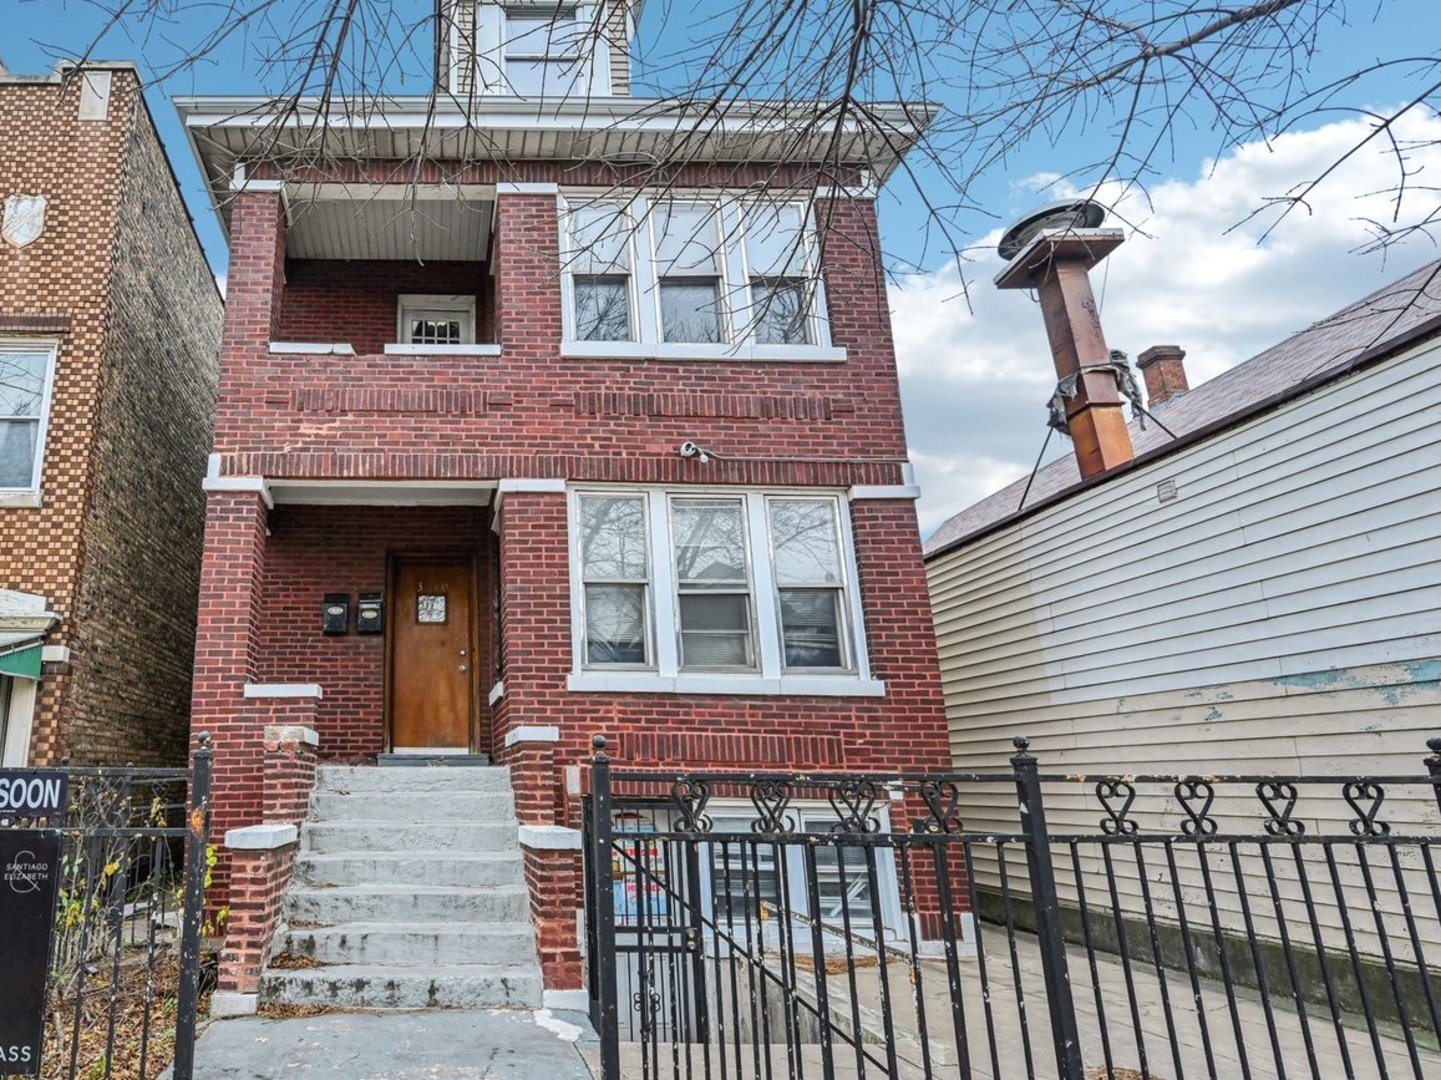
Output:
[261,764,543,1010]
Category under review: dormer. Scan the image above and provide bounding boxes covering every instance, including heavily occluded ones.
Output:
[439,1,637,98]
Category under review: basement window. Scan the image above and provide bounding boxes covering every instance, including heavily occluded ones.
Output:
[610,801,905,942]
[396,295,476,346]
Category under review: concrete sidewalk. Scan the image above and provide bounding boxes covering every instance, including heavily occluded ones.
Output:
[185,1008,597,1079]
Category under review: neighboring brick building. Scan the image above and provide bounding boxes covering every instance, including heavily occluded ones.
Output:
[180,0,951,1014]
[0,63,222,768]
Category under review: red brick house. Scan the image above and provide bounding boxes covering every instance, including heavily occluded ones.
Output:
[180,1,951,1018]
[0,63,221,769]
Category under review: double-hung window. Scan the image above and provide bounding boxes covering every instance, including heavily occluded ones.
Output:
[568,204,634,342]
[571,488,880,695]
[0,340,57,495]
[744,204,813,345]
[475,6,603,98]
[672,498,755,669]
[560,194,838,359]
[654,205,724,344]
[578,494,650,665]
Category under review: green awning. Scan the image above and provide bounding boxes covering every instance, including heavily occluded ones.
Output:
[0,638,43,680]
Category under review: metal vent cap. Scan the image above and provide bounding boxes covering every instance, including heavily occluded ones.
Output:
[998,199,1107,261]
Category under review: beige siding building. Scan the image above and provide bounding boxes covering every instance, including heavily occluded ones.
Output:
[924,260,1441,954]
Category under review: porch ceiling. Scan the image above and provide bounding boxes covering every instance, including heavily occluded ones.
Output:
[283,184,492,262]
[268,480,496,507]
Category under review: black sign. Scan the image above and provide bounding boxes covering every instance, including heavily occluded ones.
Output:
[0,830,61,1076]
[0,772,68,819]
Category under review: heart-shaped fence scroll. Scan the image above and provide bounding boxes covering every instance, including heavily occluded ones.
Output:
[1175,780,1218,837]
[670,778,713,833]
[827,779,882,833]
[911,779,964,834]
[1097,779,1139,836]
[1343,781,1390,837]
[749,780,795,834]
[1257,781,1305,837]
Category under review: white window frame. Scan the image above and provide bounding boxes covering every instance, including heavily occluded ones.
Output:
[558,192,846,363]
[700,799,907,944]
[0,338,59,500]
[474,3,610,98]
[568,486,882,696]
[0,673,39,767]
[610,798,906,945]
[394,294,477,346]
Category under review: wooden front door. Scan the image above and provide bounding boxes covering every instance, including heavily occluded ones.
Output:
[388,556,477,751]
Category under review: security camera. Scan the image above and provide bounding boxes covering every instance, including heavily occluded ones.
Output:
[678,441,712,464]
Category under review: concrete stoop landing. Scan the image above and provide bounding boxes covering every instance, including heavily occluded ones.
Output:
[262,764,544,1010]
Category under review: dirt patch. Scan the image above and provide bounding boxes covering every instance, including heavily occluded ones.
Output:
[1086,1069,1166,1080]
[41,950,214,1080]
[267,952,321,970]
[256,1002,333,1020]
[792,953,880,975]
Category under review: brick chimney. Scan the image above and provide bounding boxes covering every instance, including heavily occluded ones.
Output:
[995,203,1134,479]
[1136,345,1190,409]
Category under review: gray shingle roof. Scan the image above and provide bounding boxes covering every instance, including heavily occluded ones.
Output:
[923,258,1441,557]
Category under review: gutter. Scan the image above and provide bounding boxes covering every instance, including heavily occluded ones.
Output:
[923,309,1441,563]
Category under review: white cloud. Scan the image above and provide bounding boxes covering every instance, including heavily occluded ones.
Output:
[894,111,1441,537]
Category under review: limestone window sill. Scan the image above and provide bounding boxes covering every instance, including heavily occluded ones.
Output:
[382,343,503,357]
[558,342,847,363]
[567,672,885,697]
[269,342,355,355]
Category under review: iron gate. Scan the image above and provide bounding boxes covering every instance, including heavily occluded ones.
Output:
[0,737,212,1080]
[586,735,1441,1080]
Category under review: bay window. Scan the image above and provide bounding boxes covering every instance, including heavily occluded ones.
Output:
[570,488,880,695]
[559,194,840,360]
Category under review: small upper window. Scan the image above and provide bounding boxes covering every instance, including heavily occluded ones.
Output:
[396,295,476,346]
[0,340,57,492]
[501,8,588,97]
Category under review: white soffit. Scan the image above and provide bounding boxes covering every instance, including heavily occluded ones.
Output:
[268,480,497,506]
[283,185,493,261]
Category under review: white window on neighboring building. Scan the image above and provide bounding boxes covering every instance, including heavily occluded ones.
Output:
[559,195,837,360]
[396,295,476,346]
[0,340,57,494]
[570,488,879,695]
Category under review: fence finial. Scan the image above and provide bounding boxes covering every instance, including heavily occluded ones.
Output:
[1427,736,1441,757]
[592,734,609,763]
[1012,734,1031,752]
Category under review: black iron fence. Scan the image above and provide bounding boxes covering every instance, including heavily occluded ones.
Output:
[586,735,1441,1080]
[0,738,212,1080]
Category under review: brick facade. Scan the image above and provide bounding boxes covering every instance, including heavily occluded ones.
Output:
[0,66,221,765]
[190,128,951,991]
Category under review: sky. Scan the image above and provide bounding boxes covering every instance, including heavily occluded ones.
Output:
[2,1,1437,536]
